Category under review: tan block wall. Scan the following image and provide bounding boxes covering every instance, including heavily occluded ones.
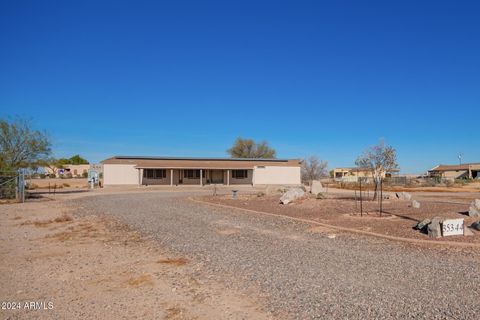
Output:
[103,164,138,185]
[252,166,301,185]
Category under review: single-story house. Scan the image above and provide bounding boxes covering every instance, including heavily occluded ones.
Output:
[101,156,302,186]
[428,163,480,180]
[44,164,103,178]
[333,167,399,182]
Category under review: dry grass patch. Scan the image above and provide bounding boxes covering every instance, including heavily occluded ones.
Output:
[22,214,73,227]
[157,258,189,266]
[126,274,154,287]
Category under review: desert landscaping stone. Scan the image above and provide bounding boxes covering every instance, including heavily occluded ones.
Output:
[428,217,443,238]
[280,187,305,204]
[310,180,325,195]
[414,219,430,231]
[396,192,412,201]
[412,200,421,209]
[468,199,480,217]
[472,221,480,231]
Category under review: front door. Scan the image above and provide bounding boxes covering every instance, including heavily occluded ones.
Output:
[211,170,224,184]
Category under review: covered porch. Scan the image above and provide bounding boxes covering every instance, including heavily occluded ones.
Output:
[137,168,253,186]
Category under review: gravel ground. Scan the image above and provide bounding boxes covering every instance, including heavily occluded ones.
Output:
[71,192,480,319]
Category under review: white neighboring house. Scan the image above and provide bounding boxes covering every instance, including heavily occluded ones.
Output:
[101,156,301,186]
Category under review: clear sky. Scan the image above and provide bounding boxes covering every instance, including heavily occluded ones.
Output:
[1,1,479,173]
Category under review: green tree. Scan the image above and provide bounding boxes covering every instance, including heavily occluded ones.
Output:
[0,117,51,170]
[227,138,276,159]
[69,154,89,165]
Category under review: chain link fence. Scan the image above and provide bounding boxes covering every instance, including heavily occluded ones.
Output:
[0,171,25,203]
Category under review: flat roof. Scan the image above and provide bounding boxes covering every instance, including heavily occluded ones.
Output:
[106,155,295,162]
[429,163,480,172]
[101,156,301,169]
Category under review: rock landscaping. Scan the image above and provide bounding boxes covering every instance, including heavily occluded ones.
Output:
[204,192,480,244]
[280,187,305,204]
[468,199,480,217]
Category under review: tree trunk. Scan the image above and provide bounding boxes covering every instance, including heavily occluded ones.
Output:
[372,179,378,201]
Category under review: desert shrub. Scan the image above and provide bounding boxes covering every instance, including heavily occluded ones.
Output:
[82,171,88,178]
[316,193,326,199]
[62,183,70,187]
[256,191,265,197]
[39,173,46,179]
[48,173,56,178]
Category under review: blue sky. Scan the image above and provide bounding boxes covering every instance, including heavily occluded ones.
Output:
[1,1,479,173]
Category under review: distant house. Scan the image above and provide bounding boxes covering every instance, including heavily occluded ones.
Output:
[44,164,102,178]
[101,156,301,186]
[428,163,480,180]
[333,167,399,182]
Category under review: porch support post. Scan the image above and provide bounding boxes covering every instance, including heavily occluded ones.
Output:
[200,169,203,186]
[138,169,142,186]
[227,169,230,185]
[170,169,174,186]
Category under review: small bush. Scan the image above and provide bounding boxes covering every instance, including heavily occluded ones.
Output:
[316,192,326,199]
[256,191,265,197]
[48,173,56,178]
[63,183,70,187]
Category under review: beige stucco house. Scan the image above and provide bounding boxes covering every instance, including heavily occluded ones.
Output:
[428,163,480,180]
[101,156,301,186]
[45,164,90,177]
[333,167,399,182]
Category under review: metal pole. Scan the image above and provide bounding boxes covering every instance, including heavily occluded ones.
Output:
[380,178,383,217]
[359,178,363,217]
[355,190,358,211]
[15,174,19,201]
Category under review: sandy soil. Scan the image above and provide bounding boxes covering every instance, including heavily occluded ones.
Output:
[201,193,480,245]
[335,182,480,193]
[27,178,90,189]
[0,197,270,319]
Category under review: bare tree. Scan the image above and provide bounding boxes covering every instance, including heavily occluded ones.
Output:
[355,139,398,201]
[227,137,276,158]
[0,117,51,170]
[301,156,328,186]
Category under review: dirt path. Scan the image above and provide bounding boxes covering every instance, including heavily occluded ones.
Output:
[0,198,270,320]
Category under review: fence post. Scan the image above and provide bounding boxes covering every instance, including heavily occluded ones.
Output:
[20,171,25,203]
[15,174,19,201]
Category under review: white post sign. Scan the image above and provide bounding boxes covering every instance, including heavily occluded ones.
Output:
[442,218,464,236]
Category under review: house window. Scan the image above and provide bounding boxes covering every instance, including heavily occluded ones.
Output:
[143,169,166,179]
[232,170,248,179]
[184,169,201,179]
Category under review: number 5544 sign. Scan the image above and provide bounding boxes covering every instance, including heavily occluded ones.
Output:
[442,218,464,236]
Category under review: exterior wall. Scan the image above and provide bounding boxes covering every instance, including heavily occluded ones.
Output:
[441,170,468,179]
[252,166,301,185]
[104,166,301,186]
[142,169,171,185]
[103,164,138,185]
[227,169,253,185]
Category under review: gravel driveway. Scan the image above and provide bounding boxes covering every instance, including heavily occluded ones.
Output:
[72,192,480,319]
